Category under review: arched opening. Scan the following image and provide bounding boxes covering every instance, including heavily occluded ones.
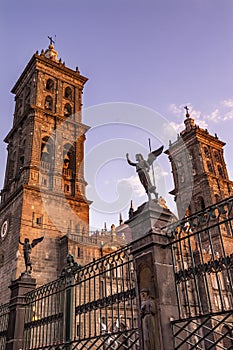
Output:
[64,103,72,117]
[41,136,53,164]
[44,96,53,111]
[64,86,72,100]
[8,151,15,180]
[197,196,205,211]
[25,86,31,108]
[204,146,210,157]
[63,143,73,169]
[214,150,220,162]
[215,194,220,203]
[217,165,225,178]
[207,161,213,173]
[46,79,54,92]
[19,155,24,167]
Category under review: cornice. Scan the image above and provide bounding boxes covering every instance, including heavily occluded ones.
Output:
[11,53,88,95]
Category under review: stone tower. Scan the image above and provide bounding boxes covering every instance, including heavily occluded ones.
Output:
[0,42,91,303]
[165,108,233,218]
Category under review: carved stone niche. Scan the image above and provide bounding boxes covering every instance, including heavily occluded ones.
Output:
[136,252,161,350]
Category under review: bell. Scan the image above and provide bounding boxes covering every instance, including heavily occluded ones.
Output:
[42,145,49,154]
[64,153,70,161]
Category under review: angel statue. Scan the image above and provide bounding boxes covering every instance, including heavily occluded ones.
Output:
[126,145,164,201]
[19,237,44,274]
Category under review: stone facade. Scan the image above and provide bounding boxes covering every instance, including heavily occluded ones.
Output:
[165,110,233,218]
[0,44,125,304]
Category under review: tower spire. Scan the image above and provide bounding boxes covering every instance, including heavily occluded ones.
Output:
[119,213,123,226]
[44,36,58,62]
[48,35,55,46]
[128,200,134,219]
[183,105,195,132]
[184,105,190,118]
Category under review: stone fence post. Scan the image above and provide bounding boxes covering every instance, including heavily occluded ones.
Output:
[127,200,178,350]
[6,273,36,350]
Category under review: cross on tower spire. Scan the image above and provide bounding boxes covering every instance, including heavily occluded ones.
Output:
[48,35,55,46]
[184,105,190,118]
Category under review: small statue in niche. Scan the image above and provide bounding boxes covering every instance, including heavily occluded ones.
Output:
[126,145,163,201]
[140,288,156,350]
[19,237,44,274]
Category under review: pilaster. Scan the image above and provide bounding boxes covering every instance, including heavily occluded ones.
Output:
[129,200,178,350]
[6,273,36,350]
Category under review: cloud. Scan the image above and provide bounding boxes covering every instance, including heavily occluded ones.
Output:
[168,99,233,127]
[222,99,233,108]
[169,103,183,115]
[153,164,169,180]
[118,166,168,198]
[168,103,208,130]
[223,112,233,121]
[118,174,145,197]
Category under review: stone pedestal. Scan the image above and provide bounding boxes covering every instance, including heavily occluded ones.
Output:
[128,200,178,350]
[6,273,36,350]
[126,199,175,241]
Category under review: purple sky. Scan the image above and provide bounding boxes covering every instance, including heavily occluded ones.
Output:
[1,0,233,230]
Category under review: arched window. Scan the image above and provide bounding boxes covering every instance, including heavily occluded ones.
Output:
[204,146,210,157]
[0,253,4,268]
[46,79,54,92]
[64,86,72,100]
[214,150,220,162]
[217,165,225,178]
[207,161,213,173]
[63,143,72,169]
[64,184,70,192]
[64,103,72,117]
[25,86,31,107]
[197,196,205,210]
[19,155,24,166]
[45,96,53,111]
[41,136,52,163]
[215,194,220,203]
[15,97,23,115]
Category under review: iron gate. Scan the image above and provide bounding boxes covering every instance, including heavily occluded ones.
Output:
[22,245,139,349]
[166,196,233,349]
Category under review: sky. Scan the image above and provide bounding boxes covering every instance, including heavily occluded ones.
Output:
[0,0,233,231]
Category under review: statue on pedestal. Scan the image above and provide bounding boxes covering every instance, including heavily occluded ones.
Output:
[126,145,163,201]
[19,237,44,274]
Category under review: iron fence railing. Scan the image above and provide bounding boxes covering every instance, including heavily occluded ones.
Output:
[22,245,139,349]
[166,196,233,349]
[0,302,9,350]
[172,310,233,350]
[23,277,66,349]
[165,196,233,320]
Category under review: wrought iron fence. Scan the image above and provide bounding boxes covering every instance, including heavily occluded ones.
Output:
[23,277,66,349]
[172,311,233,350]
[166,196,233,349]
[22,245,139,349]
[0,303,9,350]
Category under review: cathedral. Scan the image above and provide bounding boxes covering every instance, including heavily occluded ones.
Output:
[0,41,232,306]
[0,42,125,304]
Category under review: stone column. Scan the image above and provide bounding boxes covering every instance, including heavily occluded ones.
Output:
[127,200,178,350]
[6,273,36,350]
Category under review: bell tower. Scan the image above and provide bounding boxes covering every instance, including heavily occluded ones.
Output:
[0,41,90,303]
[165,107,233,218]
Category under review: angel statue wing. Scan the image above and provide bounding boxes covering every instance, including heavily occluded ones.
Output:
[31,236,44,248]
[147,145,164,165]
